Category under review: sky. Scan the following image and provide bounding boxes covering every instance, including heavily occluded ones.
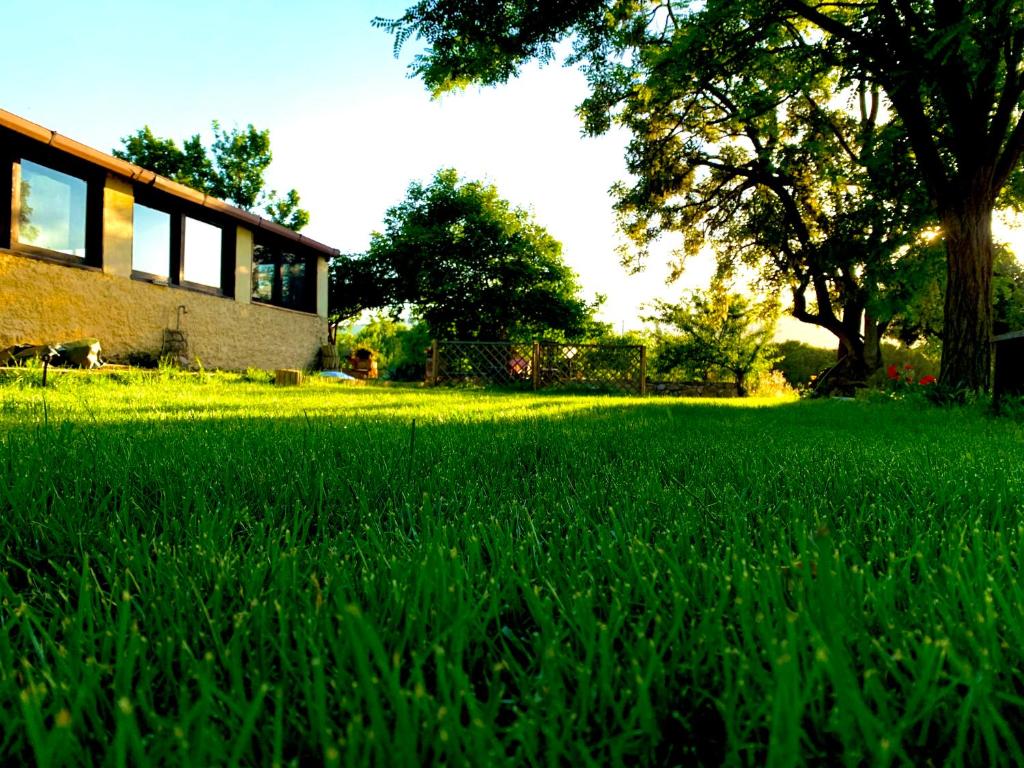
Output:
[5,0,1020,347]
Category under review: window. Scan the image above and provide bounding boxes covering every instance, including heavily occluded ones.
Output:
[252,236,315,312]
[183,217,223,288]
[252,254,275,302]
[1,134,102,265]
[131,187,231,295]
[280,252,310,310]
[132,203,171,277]
[14,160,88,258]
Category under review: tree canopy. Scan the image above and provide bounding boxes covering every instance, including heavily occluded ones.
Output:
[380,0,1024,389]
[594,10,937,380]
[113,122,310,232]
[331,169,599,341]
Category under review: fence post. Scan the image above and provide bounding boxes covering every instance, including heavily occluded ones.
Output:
[430,339,439,385]
[639,345,647,396]
[532,341,541,391]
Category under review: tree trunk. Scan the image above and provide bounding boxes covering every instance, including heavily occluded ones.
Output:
[940,202,994,390]
[832,303,869,381]
[734,369,747,397]
[863,311,883,373]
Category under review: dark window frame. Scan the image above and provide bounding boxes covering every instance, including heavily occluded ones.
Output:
[3,130,103,268]
[129,196,176,284]
[131,184,235,298]
[251,231,317,314]
[0,140,11,252]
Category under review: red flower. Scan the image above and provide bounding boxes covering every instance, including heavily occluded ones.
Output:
[903,363,913,370]
[887,364,899,380]
[919,375,937,385]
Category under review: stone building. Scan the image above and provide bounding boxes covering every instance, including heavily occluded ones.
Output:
[0,109,336,370]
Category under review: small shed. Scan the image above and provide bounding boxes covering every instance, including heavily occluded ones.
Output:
[993,330,1024,410]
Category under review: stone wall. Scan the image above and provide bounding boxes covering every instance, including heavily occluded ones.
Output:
[0,249,327,371]
[647,380,739,397]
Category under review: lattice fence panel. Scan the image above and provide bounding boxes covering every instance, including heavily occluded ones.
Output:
[434,341,534,387]
[537,342,645,395]
[431,340,646,394]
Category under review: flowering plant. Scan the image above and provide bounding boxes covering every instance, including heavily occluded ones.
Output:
[886,363,937,389]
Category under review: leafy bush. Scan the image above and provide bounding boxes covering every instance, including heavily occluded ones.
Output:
[748,368,796,397]
[772,341,836,387]
[335,316,431,379]
[774,339,941,391]
[879,341,940,379]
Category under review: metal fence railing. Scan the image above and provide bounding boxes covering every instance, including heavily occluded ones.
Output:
[428,340,647,395]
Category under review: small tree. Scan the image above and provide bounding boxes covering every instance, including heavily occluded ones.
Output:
[651,282,779,396]
[114,122,309,231]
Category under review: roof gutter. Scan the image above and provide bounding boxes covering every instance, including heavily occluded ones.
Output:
[0,109,340,258]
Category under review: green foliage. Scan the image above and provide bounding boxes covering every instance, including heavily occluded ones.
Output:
[772,341,837,388]
[650,282,779,395]
[746,368,796,398]
[604,10,935,377]
[584,326,652,348]
[380,0,940,376]
[382,0,1024,388]
[113,122,309,231]
[775,340,940,392]
[17,181,39,241]
[333,316,432,379]
[341,169,598,341]
[206,120,271,210]
[888,247,1024,343]
[374,1,608,96]
[2,378,1024,763]
[878,342,941,381]
[994,251,1024,335]
[263,188,310,233]
[327,252,392,329]
[114,126,215,191]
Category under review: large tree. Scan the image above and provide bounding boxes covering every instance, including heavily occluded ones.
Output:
[379,0,1024,389]
[593,12,936,380]
[778,0,1024,389]
[114,122,310,232]
[334,169,598,341]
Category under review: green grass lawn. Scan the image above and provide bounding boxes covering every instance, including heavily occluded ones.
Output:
[1,374,1023,766]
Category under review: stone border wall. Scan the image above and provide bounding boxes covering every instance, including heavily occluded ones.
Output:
[0,249,327,371]
[647,380,739,397]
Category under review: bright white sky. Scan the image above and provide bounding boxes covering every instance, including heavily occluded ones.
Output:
[6,0,1021,346]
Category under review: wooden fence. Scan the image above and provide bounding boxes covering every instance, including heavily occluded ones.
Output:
[427,340,647,395]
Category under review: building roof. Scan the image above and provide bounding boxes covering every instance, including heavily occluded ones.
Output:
[0,109,339,258]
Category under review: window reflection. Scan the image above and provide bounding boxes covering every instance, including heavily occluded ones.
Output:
[16,160,87,258]
[132,204,171,277]
[251,238,312,311]
[252,245,275,301]
[280,252,307,309]
[183,217,222,288]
